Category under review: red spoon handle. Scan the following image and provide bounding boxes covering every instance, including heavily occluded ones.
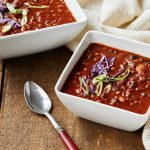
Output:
[58,129,79,150]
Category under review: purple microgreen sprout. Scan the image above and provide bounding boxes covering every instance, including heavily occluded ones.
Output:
[7,18,21,28]
[2,18,21,33]
[91,54,116,77]
[79,54,131,97]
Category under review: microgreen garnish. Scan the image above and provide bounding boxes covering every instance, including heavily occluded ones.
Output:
[29,5,49,8]
[0,2,25,32]
[24,3,49,9]
[103,84,112,94]
[79,77,89,96]
[91,55,115,77]
[91,68,130,96]
[21,15,27,26]
[6,3,16,13]
[92,74,107,84]
[2,23,12,33]
[95,81,103,96]
[79,55,131,96]
[7,19,21,28]
[0,1,49,33]
[110,68,130,81]
[21,9,28,26]
[22,9,28,16]
[92,74,106,96]
[6,3,22,14]
[1,18,21,33]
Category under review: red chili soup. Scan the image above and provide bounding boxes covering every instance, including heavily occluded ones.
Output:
[62,43,150,114]
[0,0,75,36]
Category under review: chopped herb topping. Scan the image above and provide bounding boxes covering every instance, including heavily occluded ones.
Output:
[6,3,22,14]
[0,1,48,33]
[1,18,21,33]
[110,68,130,81]
[24,3,49,9]
[91,54,115,76]
[79,55,130,96]
[103,84,112,95]
[0,2,23,32]
[21,9,28,26]
[2,23,12,33]
[79,76,89,96]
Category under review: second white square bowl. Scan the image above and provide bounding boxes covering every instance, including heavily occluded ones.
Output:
[0,0,87,58]
[55,31,150,131]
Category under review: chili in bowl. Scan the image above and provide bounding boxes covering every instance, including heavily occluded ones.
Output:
[0,0,87,58]
[55,31,150,131]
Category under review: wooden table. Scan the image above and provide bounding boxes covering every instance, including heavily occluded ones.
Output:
[0,47,145,150]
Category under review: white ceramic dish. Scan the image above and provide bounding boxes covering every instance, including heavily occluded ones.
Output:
[0,0,87,59]
[55,31,150,132]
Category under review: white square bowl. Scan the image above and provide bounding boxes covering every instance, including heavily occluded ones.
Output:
[55,31,150,132]
[0,0,87,58]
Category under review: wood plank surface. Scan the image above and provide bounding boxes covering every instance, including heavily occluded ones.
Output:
[0,59,4,107]
[0,47,145,150]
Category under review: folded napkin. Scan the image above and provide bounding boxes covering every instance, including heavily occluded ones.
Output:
[67,0,150,149]
[143,119,150,150]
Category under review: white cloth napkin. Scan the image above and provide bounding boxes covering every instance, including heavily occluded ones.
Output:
[67,0,150,149]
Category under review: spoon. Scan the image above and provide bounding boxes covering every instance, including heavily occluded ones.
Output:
[24,81,79,150]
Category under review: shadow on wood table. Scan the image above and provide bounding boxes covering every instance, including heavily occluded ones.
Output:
[0,47,144,150]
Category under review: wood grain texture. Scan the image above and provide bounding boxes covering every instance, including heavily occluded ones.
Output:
[0,59,4,107]
[0,47,145,150]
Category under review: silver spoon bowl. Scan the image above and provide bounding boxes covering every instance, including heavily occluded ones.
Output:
[24,81,78,150]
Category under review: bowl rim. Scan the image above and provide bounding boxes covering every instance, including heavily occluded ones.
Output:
[0,0,87,40]
[55,30,150,117]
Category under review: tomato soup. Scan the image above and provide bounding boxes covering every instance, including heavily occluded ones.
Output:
[0,0,75,36]
[62,43,150,114]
